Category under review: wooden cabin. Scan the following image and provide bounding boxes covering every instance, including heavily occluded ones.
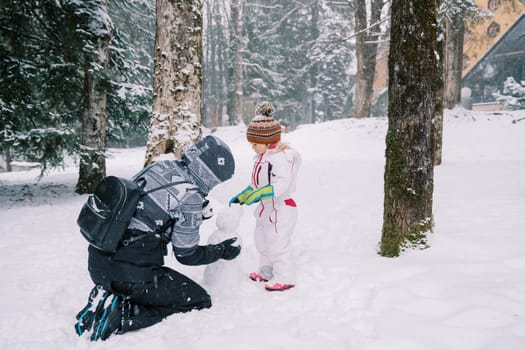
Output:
[461,1,525,109]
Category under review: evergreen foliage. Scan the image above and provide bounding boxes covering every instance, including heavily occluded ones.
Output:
[493,77,525,110]
[5,0,501,176]
[1,1,86,171]
[438,0,482,29]
[0,0,154,172]
[1,0,354,173]
[107,0,154,147]
[243,0,354,127]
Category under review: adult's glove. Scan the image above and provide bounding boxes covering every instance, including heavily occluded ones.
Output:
[216,237,241,260]
[229,186,254,206]
[176,238,240,266]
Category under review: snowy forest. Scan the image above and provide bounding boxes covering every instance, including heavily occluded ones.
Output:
[1,0,355,169]
[1,0,523,254]
[2,0,491,174]
[1,1,525,347]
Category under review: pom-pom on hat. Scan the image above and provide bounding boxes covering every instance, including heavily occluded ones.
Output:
[255,101,274,116]
[247,101,281,145]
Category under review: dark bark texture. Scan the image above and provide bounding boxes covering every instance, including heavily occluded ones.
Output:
[381,0,441,256]
[76,11,112,194]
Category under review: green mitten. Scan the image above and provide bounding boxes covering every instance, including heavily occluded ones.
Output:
[244,184,274,205]
[229,186,253,206]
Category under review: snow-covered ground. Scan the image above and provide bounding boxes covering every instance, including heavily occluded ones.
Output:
[1,108,524,350]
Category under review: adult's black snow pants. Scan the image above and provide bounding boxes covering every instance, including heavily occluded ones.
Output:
[112,266,212,333]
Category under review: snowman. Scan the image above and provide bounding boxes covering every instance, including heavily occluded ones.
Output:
[203,206,243,286]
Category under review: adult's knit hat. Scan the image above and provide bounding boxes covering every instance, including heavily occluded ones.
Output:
[247,101,281,144]
[182,135,235,193]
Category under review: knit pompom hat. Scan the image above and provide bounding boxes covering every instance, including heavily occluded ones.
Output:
[247,101,281,145]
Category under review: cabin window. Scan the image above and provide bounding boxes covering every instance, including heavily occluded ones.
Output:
[488,0,500,11]
[487,22,500,38]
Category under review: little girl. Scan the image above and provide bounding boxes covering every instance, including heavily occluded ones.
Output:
[230,101,301,291]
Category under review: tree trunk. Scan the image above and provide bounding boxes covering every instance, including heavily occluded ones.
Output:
[4,149,12,172]
[435,4,465,166]
[209,103,219,128]
[208,0,219,128]
[433,102,444,166]
[216,8,227,126]
[380,0,441,257]
[444,19,464,109]
[353,0,383,118]
[434,24,445,167]
[230,0,244,125]
[76,6,112,194]
[145,0,203,166]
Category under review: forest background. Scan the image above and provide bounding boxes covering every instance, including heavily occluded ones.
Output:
[1,0,487,175]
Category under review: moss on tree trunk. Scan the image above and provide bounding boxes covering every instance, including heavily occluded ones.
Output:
[380,0,441,257]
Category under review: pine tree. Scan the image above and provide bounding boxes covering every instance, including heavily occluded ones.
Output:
[0,1,83,172]
[0,0,153,176]
[107,0,155,147]
[243,0,354,125]
[309,1,355,123]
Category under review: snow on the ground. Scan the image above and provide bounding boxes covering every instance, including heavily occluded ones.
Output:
[0,108,524,349]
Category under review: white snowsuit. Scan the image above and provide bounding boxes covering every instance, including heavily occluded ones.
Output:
[251,144,301,284]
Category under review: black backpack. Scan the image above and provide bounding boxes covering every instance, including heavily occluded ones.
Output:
[77,176,182,253]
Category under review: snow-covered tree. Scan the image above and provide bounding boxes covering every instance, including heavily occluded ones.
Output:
[107,0,155,147]
[243,0,354,126]
[76,0,114,194]
[229,0,245,125]
[203,0,232,127]
[243,1,292,117]
[493,77,525,110]
[0,0,155,177]
[440,0,481,109]
[0,1,83,172]
[145,0,203,165]
[353,0,385,118]
[308,2,355,123]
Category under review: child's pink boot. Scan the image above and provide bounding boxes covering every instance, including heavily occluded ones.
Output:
[249,272,268,282]
[265,282,295,292]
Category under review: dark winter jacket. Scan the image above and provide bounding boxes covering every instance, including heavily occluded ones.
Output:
[88,159,224,291]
